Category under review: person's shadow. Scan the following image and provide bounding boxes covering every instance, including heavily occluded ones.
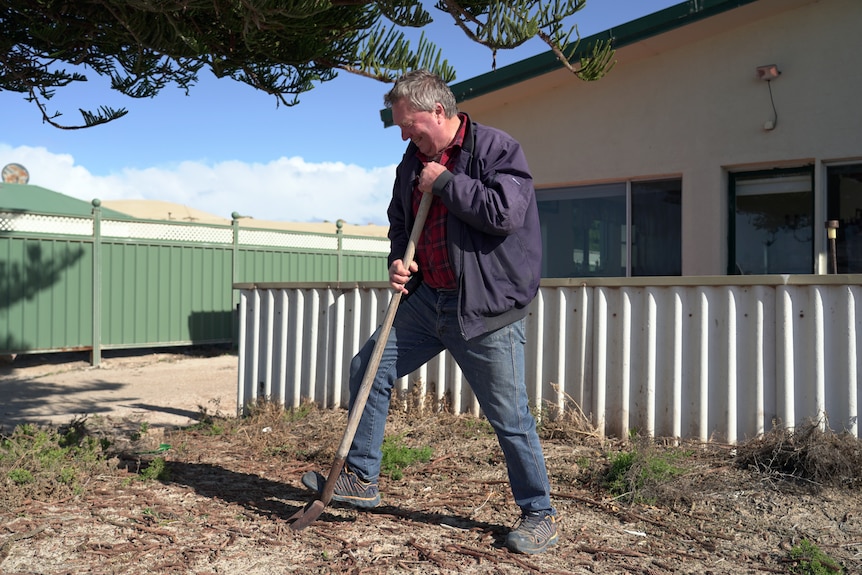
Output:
[162,460,508,544]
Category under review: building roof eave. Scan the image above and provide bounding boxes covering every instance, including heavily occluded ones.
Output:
[380,0,759,127]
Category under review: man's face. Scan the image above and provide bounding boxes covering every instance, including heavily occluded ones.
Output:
[391,99,445,158]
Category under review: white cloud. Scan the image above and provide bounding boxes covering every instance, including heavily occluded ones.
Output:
[0,144,396,226]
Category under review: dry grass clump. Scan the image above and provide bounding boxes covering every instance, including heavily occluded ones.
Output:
[538,397,597,442]
[216,398,346,462]
[736,420,862,490]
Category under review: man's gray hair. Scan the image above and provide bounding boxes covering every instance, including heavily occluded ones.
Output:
[384,69,458,119]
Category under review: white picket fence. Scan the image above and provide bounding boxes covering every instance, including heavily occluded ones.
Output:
[236,276,861,443]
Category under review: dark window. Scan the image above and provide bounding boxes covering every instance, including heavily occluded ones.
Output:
[729,167,814,275]
[538,179,681,278]
[632,180,682,276]
[826,164,862,273]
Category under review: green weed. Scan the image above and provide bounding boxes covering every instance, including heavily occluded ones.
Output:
[130,421,150,441]
[1,421,108,502]
[138,457,170,481]
[604,437,690,503]
[284,402,313,423]
[789,539,843,574]
[606,450,637,496]
[186,419,225,435]
[381,434,432,480]
[8,468,34,484]
[57,466,77,485]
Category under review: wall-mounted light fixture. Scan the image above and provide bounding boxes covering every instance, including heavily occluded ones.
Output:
[756,64,781,81]
[755,64,781,131]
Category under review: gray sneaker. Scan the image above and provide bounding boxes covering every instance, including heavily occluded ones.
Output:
[300,467,381,509]
[505,509,559,554]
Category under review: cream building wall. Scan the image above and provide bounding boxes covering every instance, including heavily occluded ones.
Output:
[457,0,862,275]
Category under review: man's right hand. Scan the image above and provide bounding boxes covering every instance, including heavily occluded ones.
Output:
[389,258,419,294]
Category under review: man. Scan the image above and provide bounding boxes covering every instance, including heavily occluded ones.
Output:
[302,69,558,555]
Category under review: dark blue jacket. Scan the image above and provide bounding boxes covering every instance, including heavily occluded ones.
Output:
[387,114,542,340]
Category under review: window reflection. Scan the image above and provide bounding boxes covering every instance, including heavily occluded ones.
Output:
[632,180,682,276]
[731,169,813,275]
[538,179,681,278]
[827,164,862,273]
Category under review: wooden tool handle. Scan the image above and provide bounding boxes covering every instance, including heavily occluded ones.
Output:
[319,191,434,502]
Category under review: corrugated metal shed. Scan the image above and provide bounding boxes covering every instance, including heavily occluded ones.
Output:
[0,183,128,218]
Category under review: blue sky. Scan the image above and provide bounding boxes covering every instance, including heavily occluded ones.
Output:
[0,1,679,225]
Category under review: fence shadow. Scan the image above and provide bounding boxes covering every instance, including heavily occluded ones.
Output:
[0,346,235,433]
[0,377,128,433]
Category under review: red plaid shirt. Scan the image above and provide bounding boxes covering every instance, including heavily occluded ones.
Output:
[412,114,467,290]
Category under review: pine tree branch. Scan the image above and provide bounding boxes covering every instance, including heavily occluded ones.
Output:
[0,0,614,128]
[26,87,128,130]
[536,29,616,81]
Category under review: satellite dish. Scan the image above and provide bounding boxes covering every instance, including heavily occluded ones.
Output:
[2,163,30,184]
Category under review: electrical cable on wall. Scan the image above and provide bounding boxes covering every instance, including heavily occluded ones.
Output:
[766,78,778,129]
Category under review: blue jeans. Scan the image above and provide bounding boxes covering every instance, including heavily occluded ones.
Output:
[346,283,553,513]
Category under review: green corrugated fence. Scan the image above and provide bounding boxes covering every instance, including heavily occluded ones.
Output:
[0,201,389,364]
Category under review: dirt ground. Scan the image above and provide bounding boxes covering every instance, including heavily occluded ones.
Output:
[1,348,860,575]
